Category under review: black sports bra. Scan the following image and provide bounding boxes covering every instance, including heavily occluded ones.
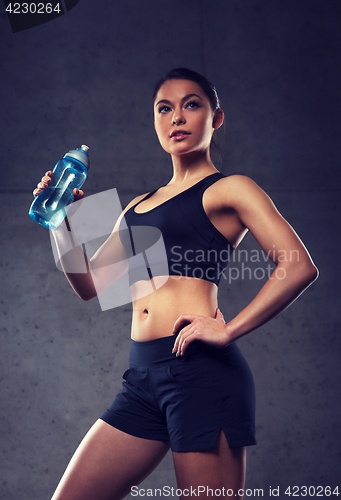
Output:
[119,172,232,286]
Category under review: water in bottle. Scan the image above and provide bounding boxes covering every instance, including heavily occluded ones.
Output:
[29,145,90,229]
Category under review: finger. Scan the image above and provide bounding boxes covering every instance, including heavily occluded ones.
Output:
[172,330,182,354]
[41,175,51,184]
[73,188,84,201]
[215,308,225,324]
[172,316,197,353]
[177,329,198,356]
[33,172,52,196]
[174,321,200,355]
[172,314,199,336]
[172,322,194,354]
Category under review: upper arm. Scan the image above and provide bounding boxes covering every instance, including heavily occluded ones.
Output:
[225,175,314,267]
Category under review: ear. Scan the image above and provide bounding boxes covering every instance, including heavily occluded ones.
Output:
[212,109,224,130]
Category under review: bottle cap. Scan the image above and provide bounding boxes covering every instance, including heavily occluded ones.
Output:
[64,145,90,169]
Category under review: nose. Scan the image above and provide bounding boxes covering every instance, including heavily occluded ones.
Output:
[172,108,185,125]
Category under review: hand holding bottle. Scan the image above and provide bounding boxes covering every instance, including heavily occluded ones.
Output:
[33,171,52,197]
[29,145,90,229]
[33,171,84,201]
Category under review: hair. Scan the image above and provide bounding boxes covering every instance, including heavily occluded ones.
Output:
[152,68,221,112]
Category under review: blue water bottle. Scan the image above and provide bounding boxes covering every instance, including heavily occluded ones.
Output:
[29,145,90,229]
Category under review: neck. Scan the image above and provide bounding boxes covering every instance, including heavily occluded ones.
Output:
[169,149,218,185]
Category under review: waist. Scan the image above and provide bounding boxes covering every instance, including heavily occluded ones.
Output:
[129,336,176,366]
[130,276,218,341]
[129,335,240,368]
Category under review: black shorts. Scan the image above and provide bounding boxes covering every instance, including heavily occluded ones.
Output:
[100,335,256,452]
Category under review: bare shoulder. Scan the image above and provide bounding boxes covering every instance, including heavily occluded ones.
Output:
[217,174,263,194]
[213,174,273,211]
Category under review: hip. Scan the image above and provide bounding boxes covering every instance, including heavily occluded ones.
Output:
[128,335,255,393]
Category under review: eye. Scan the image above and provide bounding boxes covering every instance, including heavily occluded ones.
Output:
[185,100,200,109]
[158,105,171,114]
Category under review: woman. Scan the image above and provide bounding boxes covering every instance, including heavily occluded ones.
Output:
[34,68,318,500]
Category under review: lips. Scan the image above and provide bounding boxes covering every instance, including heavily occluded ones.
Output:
[170,130,191,140]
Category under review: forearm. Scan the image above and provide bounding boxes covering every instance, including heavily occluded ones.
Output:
[51,217,97,300]
[225,260,318,342]
[51,216,129,300]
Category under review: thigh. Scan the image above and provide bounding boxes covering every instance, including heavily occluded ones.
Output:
[172,430,246,500]
[51,419,170,500]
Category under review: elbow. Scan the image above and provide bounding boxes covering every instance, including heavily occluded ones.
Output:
[308,263,319,283]
[300,261,319,287]
[75,291,90,301]
[281,259,319,288]
[79,291,97,301]
[72,285,97,301]
[68,274,98,301]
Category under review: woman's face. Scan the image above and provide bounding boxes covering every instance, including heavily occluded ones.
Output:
[154,79,223,157]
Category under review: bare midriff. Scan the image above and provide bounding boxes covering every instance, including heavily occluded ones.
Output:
[130,275,218,341]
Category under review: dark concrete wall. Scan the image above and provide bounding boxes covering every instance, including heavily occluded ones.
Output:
[0,1,340,498]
